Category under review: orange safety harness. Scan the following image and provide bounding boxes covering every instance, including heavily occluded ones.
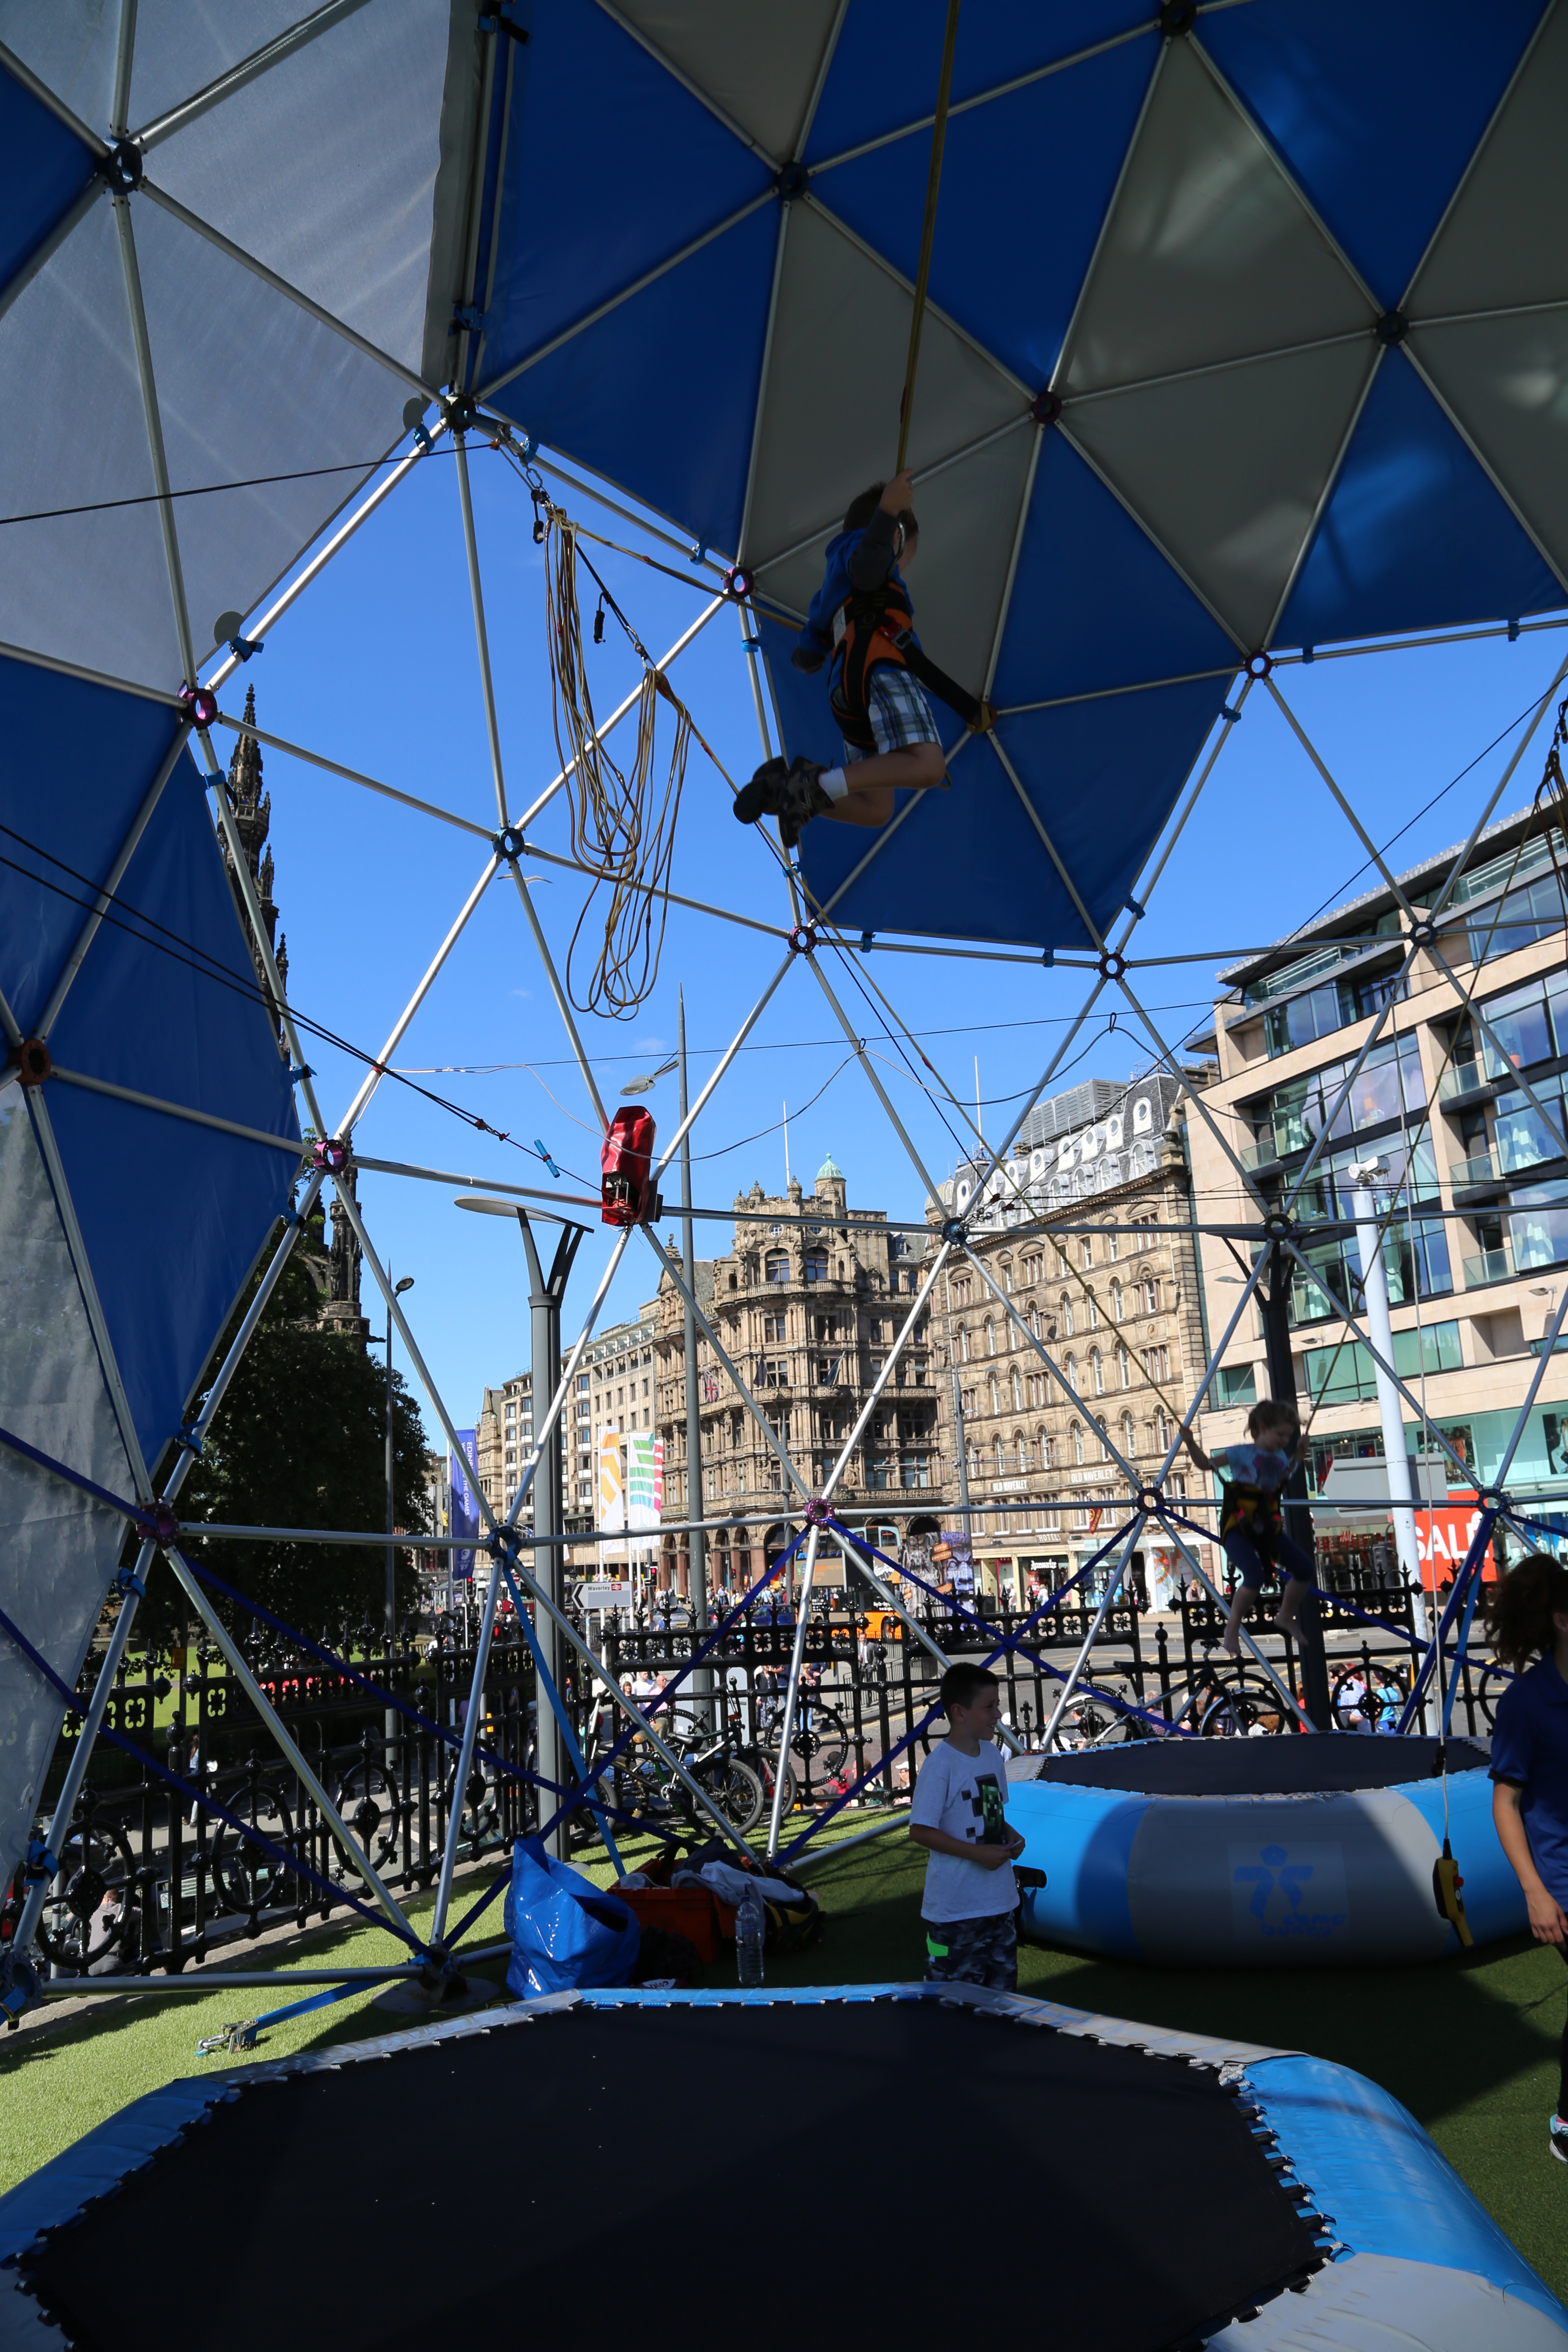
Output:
[828,582,988,753]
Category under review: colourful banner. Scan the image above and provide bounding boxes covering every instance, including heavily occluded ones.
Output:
[449,1433,479,1583]
[598,1427,625,1532]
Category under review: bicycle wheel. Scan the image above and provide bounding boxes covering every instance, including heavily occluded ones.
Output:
[745,1745,797,1819]
[211,1782,297,1916]
[35,1816,138,1971]
[690,1754,767,1834]
[1199,1675,1286,1736]
[1330,1661,1407,1732]
[1053,1691,1138,1748]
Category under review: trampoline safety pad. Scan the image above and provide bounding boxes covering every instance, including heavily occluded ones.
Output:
[1011,1736,1525,1967]
[8,1990,1328,2352]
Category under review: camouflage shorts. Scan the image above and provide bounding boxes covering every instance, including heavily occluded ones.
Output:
[923,1909,1017,1992]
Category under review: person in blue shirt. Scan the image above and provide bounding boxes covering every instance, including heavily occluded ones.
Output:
[1183,1401,1314,1657]
[1486,1555,1568,2163]
[732,472,953,846]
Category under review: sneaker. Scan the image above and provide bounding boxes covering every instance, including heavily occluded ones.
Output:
[731,754,830,846]
[731,756,790,826]
[776,756,830,848]
[1551,2115,1568,2163]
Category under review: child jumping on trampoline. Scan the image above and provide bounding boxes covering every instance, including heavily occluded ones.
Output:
[1486,1555,1568,2163]
[910,1663,1026,1991]
[1183,1402,1314,1658]
[732,471,980,847]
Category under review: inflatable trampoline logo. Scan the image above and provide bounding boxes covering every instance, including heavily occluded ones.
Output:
[1229,1841,1348,1942]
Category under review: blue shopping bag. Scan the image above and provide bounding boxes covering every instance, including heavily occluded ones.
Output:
[504,1839,640,2000]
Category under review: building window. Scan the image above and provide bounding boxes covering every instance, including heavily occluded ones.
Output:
[988,1372,1000,1416]
[1117,1344,1131,1389]
[1098,1417,1112,1461]
[1060,1294,1073,1337]
[1143,1278,1161,1314]
[1086,1289,1099,1330]
[1080,1237,1093,1269]
[994,1438,1005,1476]
[804,1248,828,1282]
[1106,1228,1118,1261]
[1111,1280,1123,1322]
[1011,1366,1023,1412]
[985,1317,996,1356]
[1122,1412,1136,1458]
[867,1456,890,1489]
[1071,1422,1084,1466]
[1065,1353,1078,1392]
[765,1251,789,1283]
[1016,1433,1028,1475]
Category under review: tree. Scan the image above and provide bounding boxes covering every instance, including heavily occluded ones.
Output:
[141,1213,432,1648]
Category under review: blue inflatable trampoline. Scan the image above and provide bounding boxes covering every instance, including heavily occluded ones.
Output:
[1012,1734,1524,1967]
[0,1983,1561,2352]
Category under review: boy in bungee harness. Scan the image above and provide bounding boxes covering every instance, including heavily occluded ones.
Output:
[732,471,975,848]
[1183,1400,1314,1658]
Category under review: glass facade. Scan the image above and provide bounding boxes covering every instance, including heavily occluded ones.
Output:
[1254,1032,1425,1161]
[1302,1319,1463,1404]
[1263,966,1406,1057]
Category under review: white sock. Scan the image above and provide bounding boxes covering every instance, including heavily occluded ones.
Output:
[818,766,848,802]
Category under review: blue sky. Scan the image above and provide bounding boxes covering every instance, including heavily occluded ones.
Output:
[232,440,1568,1454]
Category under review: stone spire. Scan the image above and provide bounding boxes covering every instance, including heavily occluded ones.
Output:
[219,685,288,1041]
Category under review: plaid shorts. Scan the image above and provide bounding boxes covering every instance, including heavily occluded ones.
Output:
[923,1908,1018,1992]
[842,663,941,763]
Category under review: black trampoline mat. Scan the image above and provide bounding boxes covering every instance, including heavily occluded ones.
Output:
[24,2000,1319,2352]
[1037,1731,1488,1798]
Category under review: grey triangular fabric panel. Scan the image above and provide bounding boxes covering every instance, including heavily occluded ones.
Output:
[743,198,1026,580]
[0,193,184,684]
[0,1088,135,1892]
[1409,316,1568,588]
[132,193,408,662]
[127,3,310,135]
[611,0,843,161]
[147,0,453,372]
[1407,0,1568,316]
[755,418,1034,696]
[1065,338,1378,650]
[0,1,117,137]
[1061,37,1372,398]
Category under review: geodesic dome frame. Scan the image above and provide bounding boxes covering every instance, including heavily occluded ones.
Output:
[6,1,1568,2007]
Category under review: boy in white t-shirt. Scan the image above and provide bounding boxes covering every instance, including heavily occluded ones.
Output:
[909,1664,1026,1990]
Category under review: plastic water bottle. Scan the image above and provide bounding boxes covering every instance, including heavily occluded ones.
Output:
[736,1879,765,1987]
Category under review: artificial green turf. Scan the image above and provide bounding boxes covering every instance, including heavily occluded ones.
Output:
[5,1820,1567,2306]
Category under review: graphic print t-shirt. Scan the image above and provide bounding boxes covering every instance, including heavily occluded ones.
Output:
[910,1740,1015,1923]
[1214,1444,1292,1492]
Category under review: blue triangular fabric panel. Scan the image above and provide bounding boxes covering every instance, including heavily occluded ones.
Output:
[1203,0,1549,310]
[778,657,1228,950]
[45,760,300,1464]
[0,660,190,1036]
[815,32,1154,395]
[805,3,1150,170]
[0,63,95,301]
[993,430,1239,706]
[1277,351,1565,649]
[489,202,778,560]
[480,0,771,394]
